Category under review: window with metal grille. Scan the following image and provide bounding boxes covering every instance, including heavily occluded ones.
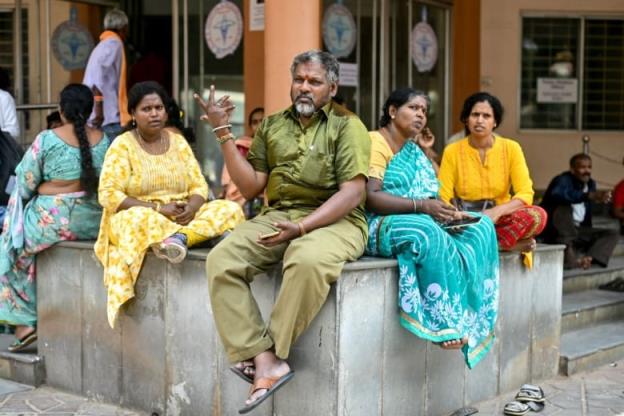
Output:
[520,16,624,131]
[0,8,29,129]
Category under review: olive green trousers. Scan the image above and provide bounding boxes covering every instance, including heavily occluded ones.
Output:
[206,208,366,362]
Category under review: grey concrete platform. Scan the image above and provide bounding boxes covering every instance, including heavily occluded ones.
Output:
[563,256,624,294]
[0,335,45,387]
[34,242,565,416]
[562,289,624,332]
[560,321,624,376]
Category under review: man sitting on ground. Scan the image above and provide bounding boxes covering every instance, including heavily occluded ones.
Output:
[195,50,370,414]
[540,153,618,269]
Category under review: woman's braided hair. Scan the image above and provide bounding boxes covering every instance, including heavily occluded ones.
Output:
[59,84,98,195]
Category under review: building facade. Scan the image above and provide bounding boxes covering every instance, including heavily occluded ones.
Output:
[2,0,623,190]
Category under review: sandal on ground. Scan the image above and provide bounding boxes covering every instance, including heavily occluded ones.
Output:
[515,384,545,403]
[504,401,529,416]
[448,406,478,416]
[238,370,295,414]
[8,329,37,352]
[230,362,255,384]
[599,278,624,292]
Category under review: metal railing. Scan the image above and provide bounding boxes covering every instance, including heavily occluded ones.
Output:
[16,103,58,111]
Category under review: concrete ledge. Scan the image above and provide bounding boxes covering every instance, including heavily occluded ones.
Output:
[36,241,564,416]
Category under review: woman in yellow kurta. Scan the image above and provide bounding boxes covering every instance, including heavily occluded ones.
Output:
[438,92,546,263]
[95,81,245,327]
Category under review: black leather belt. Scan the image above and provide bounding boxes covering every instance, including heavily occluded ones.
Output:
[451,198,496,212]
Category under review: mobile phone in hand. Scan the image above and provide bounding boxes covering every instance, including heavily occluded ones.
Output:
[259,230,281,239]
[442,216,481,231]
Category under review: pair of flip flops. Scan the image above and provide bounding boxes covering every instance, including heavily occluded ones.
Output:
[7,330,37,352]
[504,384,545,415]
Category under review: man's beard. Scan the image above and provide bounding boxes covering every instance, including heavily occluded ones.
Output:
[294,94,317,117]
[295,101,316,117]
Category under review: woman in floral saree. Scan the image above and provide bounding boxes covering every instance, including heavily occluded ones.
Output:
[365,88,499,368]
[0,84,109,351]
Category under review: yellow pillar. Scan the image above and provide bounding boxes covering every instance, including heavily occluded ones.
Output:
[264,0,321,114]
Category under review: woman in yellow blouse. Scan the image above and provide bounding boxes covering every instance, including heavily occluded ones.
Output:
[95,81,245,327]
[438,92,546,258]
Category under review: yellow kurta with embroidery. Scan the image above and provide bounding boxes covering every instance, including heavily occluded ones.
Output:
[94,131,244,327]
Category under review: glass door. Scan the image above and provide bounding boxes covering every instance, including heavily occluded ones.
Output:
[321,0,450,151]
[391,0,450,153]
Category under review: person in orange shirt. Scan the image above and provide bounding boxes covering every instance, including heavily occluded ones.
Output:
[438,92,547,261]
[221,107,264,217]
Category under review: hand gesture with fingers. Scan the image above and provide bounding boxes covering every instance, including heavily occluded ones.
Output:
[193,85,236,129]
[417,127,435,149]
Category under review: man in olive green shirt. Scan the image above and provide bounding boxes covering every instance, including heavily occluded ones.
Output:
[195,50,370,413]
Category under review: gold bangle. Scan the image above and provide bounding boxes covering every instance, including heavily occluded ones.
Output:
[154,202,161,213]
[216,132,235,145]
[298,222,307,236]
[411,199,418,212]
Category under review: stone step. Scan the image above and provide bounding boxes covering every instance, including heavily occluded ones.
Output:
[614,238,624,257]
[560,320,624,376]
[563,256,624,293]
[562,289,624,332]
[0,334,45,387]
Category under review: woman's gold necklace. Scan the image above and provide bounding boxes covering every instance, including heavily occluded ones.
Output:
[136,128,166,154]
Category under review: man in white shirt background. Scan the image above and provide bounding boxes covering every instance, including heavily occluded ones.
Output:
[0,67,20,141]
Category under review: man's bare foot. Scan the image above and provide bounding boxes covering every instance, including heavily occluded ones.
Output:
[578,256,593,269]
[506,238,536,253]
[245,351,291,405]
[437,336,468,350]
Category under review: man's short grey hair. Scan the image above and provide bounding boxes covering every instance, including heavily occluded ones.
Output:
[103,9,128,31]
[290,50,339,84]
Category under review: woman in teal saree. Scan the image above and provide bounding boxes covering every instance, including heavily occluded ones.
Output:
[366,88,499,368]
[0,84,109,351]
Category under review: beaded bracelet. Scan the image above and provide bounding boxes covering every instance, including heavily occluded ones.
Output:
[216,133,235,145]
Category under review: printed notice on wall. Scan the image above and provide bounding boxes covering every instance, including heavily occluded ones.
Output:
[339,62,358,87]
[537,78,578,103]
[249,0,264,31]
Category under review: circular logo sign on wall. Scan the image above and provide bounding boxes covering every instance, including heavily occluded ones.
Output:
[205,0,243,59]
[322,3,356,58]
[51,8,94,71]
[411,21,438,73]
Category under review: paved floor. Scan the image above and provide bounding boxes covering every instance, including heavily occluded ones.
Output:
[472,360,624,416]
[0,361,622,415]
[0,384,147,415]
